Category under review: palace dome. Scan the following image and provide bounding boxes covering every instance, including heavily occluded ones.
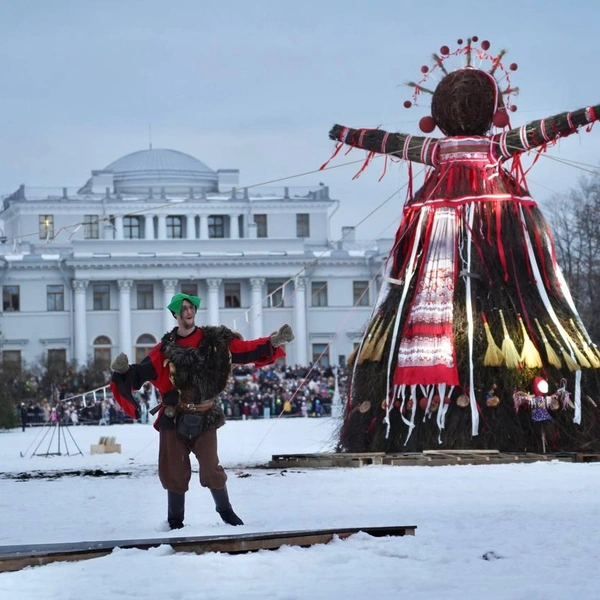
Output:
[80,148,219,195]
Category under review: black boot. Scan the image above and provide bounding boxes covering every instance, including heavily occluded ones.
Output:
[167,491,185,530]
[210,486,244,526]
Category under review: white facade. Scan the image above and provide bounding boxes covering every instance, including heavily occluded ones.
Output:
[0,148,389,369]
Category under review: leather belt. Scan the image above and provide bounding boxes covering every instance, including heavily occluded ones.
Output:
[177,400,215,414]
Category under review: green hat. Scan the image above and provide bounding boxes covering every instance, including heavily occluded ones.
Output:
[168,293,201,315]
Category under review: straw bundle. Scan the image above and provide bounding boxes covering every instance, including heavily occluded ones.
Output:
[499,310,521,369]
[534,318,561,368]
[518,314,542,369]
[482,312,504,367]
[545,324,580,372]
[570,319,600,368]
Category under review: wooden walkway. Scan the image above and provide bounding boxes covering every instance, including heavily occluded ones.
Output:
[268,450,600,468]
[0,525,416,573]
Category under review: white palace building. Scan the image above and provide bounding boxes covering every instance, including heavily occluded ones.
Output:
[0,148,390,371]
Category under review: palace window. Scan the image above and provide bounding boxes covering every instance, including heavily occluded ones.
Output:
[2,350,22,374]
[2,285,20,311]
[83,215,99,239]
[312,343,330,367]
[124,216,142,239]
[224,282,241,308]
[296,214,310,238]
[167,216,184,239]
[353,281,370,306]
[137,284,154,309]
[47,349,67,370]
[181,282,198,297]
[254,214,267,238]
[93,284,110,310]
[39,215,54,240]
[311,281,328,307]
[267,281,285,308]
[135,334,157,363]
[93,335,112,367]
[208,215,225,238]
[47,285,64,311]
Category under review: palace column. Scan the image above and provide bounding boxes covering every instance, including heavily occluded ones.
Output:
[118,280,133,358]
[294,277,308,366]
[206,278,222,325]
[114,216,123,240]
[199,215,209,239]
[144,215,154,239]
[230,214,240,239]
[162,279,178,333]
[250,277,265,339]
[187,215,196,239]
[157,215,167,240]
[72,279,89,366]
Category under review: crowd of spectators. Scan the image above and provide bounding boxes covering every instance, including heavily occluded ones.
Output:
[17,364,348,428]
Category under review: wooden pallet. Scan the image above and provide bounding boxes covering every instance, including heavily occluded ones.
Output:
[0,525,416,573]
[269,452,386,468]
[269,451,579,469]
[575,452,600,463]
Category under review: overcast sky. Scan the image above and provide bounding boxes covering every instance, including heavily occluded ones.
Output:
[1,0,599,239]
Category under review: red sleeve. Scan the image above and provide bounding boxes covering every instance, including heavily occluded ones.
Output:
[229,336,285,367]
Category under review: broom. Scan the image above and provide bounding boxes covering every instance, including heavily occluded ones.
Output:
[482,312,504,367]
[534,318,561,368]
[372,317,394,363]
[357,315,381,364]
[517,314,542,369]
[546,324,580,372]
[499,310,521,369]
[570,319,600,368]
[561,327,591,369]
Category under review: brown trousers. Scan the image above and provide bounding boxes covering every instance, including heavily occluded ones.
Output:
[158,426,227,494]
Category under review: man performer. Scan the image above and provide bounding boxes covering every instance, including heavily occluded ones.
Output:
[109,293,294,529]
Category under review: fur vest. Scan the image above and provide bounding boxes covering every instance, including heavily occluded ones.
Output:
[160,326,237,430]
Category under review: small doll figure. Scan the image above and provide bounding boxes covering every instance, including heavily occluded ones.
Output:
[531,377,556,453]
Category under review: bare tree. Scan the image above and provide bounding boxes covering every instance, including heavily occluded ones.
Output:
[549,170,600,340]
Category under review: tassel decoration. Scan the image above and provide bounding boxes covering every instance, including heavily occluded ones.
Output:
[561,328,591,369]
[357,315,381,364]
[499,310,521,369]
[534,318,561,368]
[518,314,542,368]
[371,317,394,363]
[570,319,600,369]
[546,324,580,372]
[482,312,504,367]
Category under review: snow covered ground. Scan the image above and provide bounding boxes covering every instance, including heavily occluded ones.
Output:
[1,416,599,600]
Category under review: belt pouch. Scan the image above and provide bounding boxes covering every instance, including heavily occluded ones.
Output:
[176,413,205,441]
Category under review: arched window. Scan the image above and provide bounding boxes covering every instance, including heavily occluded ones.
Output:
[93,335,112,367]
[135,334,157,363]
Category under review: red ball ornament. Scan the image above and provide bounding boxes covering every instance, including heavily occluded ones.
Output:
[419,115,436,133]
[418,397,429,411]
[393,400,401,409]
[492,110,510,128]
[403,100,412,109]
[510,105,518,112]
[472,35,479,42]
[457,38,463,45]
[481,40,490,50]
[440,45,450,55]
[444,396,452,405]
[510,62,518,71]
[405,399,414,411]
[421,65,429,74]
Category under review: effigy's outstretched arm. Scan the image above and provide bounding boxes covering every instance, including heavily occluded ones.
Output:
[493,103,600,159]
[329,124,439,165]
